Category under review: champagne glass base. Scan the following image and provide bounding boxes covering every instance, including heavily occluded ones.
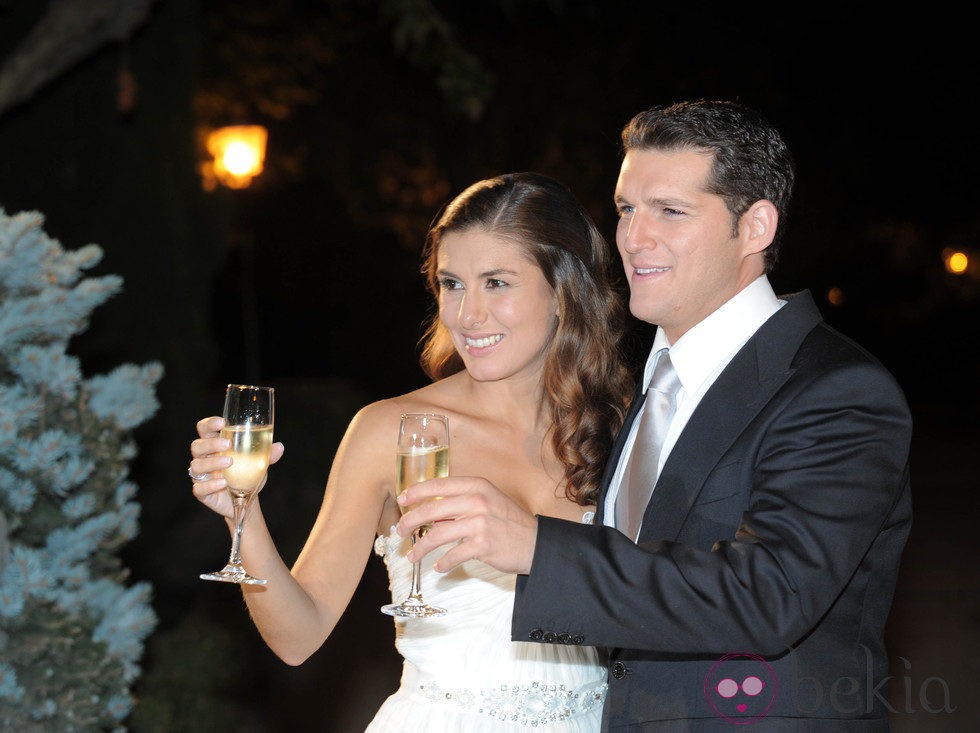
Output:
[381,598,447,618]
[200,563,267,586]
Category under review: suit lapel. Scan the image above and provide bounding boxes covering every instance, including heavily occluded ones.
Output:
[639,344,787,541]
[637,291,824,542]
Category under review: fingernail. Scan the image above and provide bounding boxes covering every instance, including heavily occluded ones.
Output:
[396,494,406,504]
[406,549,415,562]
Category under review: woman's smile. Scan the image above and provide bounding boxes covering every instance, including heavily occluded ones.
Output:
[464,333,504,350]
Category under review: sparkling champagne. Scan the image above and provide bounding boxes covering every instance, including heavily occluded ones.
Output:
[395,445,448,536]
[220,424,273,496]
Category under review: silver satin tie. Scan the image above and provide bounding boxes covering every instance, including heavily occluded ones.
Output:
[616,349,682,541]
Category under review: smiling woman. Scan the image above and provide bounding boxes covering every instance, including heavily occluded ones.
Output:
[187,171,634,731]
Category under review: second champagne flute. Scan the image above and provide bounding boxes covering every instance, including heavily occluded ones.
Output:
[200,383,274,585]
[381,412,449,618]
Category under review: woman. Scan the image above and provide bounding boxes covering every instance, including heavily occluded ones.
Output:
[188,172,634,730]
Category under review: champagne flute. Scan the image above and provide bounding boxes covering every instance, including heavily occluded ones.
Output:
[381,413,449,618]
[200,383,275,585]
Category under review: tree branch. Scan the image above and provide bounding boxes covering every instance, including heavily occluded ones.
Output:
[0,0,159,118]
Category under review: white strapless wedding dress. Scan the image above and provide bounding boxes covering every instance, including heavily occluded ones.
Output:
[366,515,607,731]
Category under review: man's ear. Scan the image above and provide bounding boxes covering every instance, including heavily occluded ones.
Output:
[740,199,778,256]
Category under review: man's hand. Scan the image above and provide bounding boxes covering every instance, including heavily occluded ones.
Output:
[396,476,538,575]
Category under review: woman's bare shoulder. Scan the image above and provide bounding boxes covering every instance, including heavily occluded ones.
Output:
[344,377,461,439]
[347,396,403,432]
[372,375,465,416]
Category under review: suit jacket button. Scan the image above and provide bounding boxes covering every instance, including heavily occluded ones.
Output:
[611,661,628,679]
[543,632,557,643]
[557,633,570,644]
[529,628,544,641]
[571,634,585,645]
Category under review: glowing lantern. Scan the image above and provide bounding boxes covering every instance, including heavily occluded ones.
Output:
[203,125,267,190]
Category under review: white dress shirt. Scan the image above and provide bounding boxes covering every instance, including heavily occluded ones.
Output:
[604,275,786,533]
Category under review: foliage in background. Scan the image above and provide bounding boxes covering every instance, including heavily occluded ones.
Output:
[0,0,161,118]
[380,0,495,121]
[0,208,161,731]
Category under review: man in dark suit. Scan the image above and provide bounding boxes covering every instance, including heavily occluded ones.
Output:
[400,100,912,730]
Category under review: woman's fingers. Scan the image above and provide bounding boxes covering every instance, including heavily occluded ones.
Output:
[196,415,225,438]
[190,414,230,478]
[189,451,231,477]
[189,416,279,518]
[192,477,234,518]
[270,442,284,465]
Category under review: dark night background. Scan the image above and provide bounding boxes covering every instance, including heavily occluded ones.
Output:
[1,1,977,731]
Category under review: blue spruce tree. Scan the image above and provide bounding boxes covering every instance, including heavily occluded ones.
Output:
[0,208,161,731]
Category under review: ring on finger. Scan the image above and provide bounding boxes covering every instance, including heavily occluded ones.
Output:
[187,467,209,481]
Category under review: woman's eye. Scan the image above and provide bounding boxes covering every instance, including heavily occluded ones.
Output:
[486,278,508,289]
[439,278,461,291]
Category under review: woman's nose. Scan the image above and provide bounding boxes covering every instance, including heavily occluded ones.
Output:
[458,293,486,329]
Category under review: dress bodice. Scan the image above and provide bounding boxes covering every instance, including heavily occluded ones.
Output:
[366,516,606,730]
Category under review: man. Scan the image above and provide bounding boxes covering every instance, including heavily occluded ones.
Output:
[399,100,912,730]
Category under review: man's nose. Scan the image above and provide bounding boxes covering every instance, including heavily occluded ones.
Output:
[620,210,655,253]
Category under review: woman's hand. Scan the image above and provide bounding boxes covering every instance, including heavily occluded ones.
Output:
[189,416,285,519]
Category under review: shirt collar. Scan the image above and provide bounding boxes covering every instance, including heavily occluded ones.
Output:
[642,275,784,394]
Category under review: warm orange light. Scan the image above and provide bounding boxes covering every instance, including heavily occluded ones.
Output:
[827,286,845,306]
[203,125,267,190]
[944,250,969,275]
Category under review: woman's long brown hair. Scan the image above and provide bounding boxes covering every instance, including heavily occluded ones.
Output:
[418,173,634,505]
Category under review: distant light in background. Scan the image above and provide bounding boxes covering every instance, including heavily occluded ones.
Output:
[942,248,969,275]
[200,125,268,191]
[827,286,845,306]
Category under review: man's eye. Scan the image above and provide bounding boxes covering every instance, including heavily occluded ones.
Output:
[617,205,634,217]
[663,207,684,217]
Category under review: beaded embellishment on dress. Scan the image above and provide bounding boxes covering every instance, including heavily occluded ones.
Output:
[416,679,608,728]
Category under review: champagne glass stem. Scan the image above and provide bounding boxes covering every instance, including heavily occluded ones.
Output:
[408,532,423,601]
[227,494,249,567]
[200,490,265,584]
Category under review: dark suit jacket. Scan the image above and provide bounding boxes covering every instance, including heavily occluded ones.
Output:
[512,291,913,731]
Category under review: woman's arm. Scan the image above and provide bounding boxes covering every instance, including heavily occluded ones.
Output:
[190,401,397,665]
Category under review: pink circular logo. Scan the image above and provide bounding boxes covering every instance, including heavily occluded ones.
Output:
[704,652,779,725]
